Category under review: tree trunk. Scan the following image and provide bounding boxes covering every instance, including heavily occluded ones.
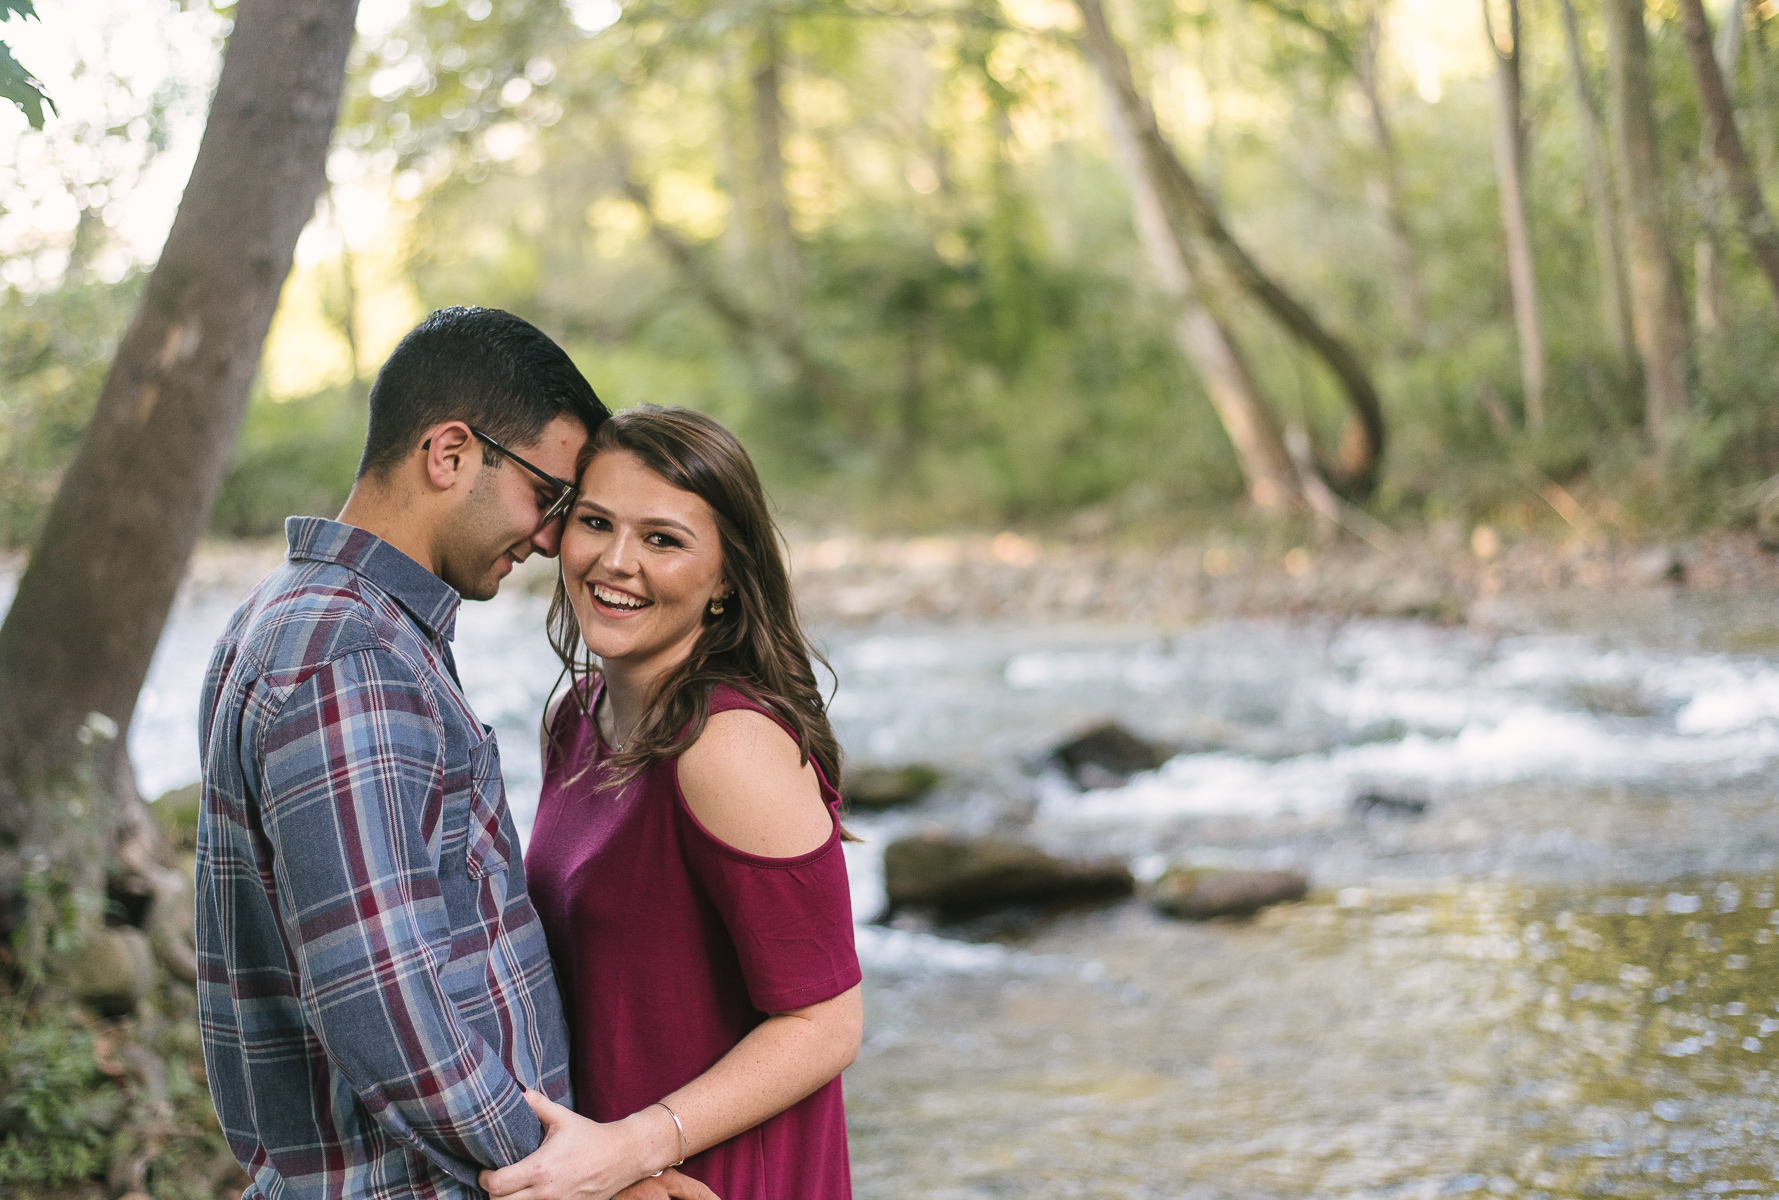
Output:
[1558,0,1639,373]
[750,19,803,328]
[619,171,854,422]
[1356,4,1426,349]
[1072,0,1386,496]
[0,0,361,982]
[1681,0,1779,308]
[1485,0,1547,431]
[1603,0,1693,441]
[1099,79,1304,512]
[1692,1,1744,333]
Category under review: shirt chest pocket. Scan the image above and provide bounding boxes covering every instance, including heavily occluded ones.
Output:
[440,725,512,880]
[464,729,512,880]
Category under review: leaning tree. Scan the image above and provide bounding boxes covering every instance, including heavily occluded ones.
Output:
[0,0,361,1000]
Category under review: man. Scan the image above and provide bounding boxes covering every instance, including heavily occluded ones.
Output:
[196,307,712,1200]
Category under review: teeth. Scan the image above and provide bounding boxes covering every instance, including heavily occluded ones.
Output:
[593,584,648,609]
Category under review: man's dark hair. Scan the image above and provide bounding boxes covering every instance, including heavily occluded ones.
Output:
[357,306,608,479]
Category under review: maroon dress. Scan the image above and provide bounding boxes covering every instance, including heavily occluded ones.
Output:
[525,681,860,1199]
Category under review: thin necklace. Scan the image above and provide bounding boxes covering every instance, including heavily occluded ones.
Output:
[601,693,631,750]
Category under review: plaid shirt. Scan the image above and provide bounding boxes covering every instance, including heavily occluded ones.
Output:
[196,517,571,1200]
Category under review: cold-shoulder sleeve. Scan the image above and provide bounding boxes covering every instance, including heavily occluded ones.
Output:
[671,725,860,1014]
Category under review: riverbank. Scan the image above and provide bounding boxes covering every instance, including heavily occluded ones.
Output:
[9,523,1769,631]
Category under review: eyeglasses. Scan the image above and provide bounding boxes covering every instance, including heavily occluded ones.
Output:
[470,427,579,526]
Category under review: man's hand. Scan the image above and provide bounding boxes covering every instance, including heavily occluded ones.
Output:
[478,1091,711,1200]
[614,1170,719,1200]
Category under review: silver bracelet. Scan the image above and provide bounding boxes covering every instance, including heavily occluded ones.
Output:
[647,1100,688,1176]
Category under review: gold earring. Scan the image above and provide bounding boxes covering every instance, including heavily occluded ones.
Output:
[709,594,726,615]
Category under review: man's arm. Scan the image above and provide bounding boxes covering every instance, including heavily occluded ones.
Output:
[259,647,542,1184]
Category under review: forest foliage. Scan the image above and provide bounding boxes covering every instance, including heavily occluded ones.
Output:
[4,0,1779,543]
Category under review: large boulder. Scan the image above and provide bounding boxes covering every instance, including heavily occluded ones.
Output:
[884,834,1134,916]
[843,764,942,811]
[53,927,158,1016]
[1148,868,1308,920]
[1052,722,1170,789]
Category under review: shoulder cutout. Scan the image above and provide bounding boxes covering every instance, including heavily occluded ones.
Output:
[677,708,833,859]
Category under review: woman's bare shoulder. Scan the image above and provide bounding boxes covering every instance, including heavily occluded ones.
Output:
[677,708,832,858]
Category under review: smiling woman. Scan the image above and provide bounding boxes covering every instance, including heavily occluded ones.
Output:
[510,404,862,1200]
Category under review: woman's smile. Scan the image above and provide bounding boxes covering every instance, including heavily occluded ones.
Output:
[588,580,653,617]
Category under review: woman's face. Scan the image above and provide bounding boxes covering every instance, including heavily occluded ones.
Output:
[560,448,728,677]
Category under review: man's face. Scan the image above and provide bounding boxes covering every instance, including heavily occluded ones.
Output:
[439,414,588,601]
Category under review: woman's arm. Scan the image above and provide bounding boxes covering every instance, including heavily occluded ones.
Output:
[479,711,862,1200]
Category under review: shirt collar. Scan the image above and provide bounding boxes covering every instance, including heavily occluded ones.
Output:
[284,516,460,643]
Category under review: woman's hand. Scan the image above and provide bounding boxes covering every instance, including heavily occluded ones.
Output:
[478,1091,698,1200]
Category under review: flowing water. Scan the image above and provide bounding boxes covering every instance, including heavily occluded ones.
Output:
[10,561,1779,1198]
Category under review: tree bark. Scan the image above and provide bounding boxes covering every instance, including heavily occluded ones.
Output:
[1692,0,1745,334]
[1557,0,1639,373]
[1356,4,1426,349]
[0,0,361,973]
[1603,0,1692,441]
[1484,0,1547,431]
[1099,78,1304,512]
[750,18,803,327]
[1681,0,1779,309]
[619,172,854,421]
[1072,0,1386,496]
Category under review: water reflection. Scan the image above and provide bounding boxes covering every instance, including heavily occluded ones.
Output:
[848,874,1779,1199]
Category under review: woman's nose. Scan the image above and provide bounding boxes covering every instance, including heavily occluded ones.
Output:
[603,528,641,573]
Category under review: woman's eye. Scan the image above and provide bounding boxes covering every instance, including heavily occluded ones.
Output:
[579,515,611,531]
[646,532,681,548]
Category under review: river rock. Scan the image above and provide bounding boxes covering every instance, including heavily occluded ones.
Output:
[1052,722,1170,788]
[884,834,1135,915]
[53,927,157,1016]
[844,764,942,811]
[1352,790,1428,820]
[1632,545,1686,586]
[1148,868,1308,920]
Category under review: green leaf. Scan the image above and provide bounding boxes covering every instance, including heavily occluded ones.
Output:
[0,1,40,20]
[0,38,52,130]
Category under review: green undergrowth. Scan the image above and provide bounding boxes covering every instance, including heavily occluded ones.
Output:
[0,981,237,1200]
[0,799,236,1200]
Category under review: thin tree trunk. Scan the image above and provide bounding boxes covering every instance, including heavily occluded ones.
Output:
[0,0,360,978]
[1603,0,1693,441]
[1693,0,1745,334]
[1100,80,1304,511]
[1558,0,1638,372]
[1072,0,1386,496]
[1681,0,1779,307]
[619,173,853,420]
[1485,0,1547,431]
[750,18,803,327]
[1356,4,1426,348]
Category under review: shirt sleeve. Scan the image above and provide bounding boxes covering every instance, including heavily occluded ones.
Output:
[678,783,861,1015]
[257,647,543,1182]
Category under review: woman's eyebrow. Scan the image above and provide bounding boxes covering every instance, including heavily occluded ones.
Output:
[640,516,697,537]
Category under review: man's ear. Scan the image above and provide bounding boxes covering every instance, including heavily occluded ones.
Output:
[421,421,478,493]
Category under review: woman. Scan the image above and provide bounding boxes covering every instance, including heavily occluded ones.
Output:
[482,405,862,1200]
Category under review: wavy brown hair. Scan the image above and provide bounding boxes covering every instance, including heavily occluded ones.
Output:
[546,405,848,824]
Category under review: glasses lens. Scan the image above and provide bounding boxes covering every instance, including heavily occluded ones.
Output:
[543,488,576,524]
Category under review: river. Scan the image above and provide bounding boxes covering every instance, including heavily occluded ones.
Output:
[7,553,1779,1198]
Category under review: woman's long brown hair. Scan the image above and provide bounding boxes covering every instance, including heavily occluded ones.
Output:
[546,405,850,830]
